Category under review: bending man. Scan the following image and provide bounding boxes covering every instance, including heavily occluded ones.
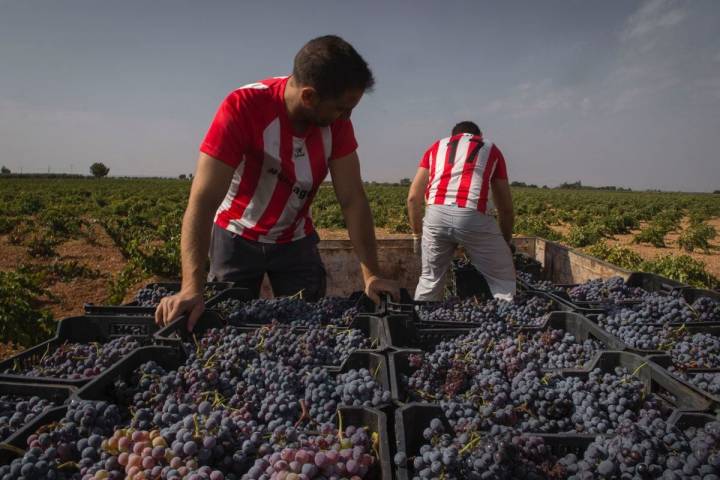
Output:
[407,121,516,301]
[156,35,398,330]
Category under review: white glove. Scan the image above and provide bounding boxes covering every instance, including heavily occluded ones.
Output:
[412,233,422,256]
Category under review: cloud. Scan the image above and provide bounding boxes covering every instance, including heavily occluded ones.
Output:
[621,0,687,41]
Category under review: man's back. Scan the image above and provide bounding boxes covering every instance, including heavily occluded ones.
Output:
[421,133,507,213]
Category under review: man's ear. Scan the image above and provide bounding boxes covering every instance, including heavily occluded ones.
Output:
[299,87,319,108]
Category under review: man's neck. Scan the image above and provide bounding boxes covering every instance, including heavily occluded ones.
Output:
[284,77,310,135]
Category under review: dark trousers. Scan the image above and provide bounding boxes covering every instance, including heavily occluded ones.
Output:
[207,224,326,301]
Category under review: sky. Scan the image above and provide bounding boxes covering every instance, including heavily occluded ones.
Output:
[1,0,719,191]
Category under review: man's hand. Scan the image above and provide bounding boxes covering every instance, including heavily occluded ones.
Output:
[412,233,422,256]
[365,275,400,305]
[155,290,205,332]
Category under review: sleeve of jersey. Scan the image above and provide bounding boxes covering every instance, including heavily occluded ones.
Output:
[329,119,358,160]
[491,145,508,180]
[199,93,248,169]
[418,146,433,169]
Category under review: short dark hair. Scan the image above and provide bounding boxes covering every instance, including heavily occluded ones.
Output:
[293,35,375,99]
[451,121,481,136]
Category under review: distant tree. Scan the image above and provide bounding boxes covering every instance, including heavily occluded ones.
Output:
[0,166,10,175]
[714,190,720,194]
[542,185,549,189]
[179,174,187,180]
[89,162,110,178]
[189,173,194,180]
[399,178,411,186]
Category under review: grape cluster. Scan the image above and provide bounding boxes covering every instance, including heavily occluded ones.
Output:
[690,295,720,322]
[566,416,720,479]
[417,293,554,327]
[394,417,571,479]
[1,336,144,379]
[669,368,720,396]
[0,395,58,441]
[567,276,646,304]
[214,296,359,327]
[516,271,564,294]
[134,285,221,307]
[670,332,720,369]
[189,323,373,368]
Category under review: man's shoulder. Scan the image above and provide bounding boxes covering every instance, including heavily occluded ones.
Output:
[226,76,286,105]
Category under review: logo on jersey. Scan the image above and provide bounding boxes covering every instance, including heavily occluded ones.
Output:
[268,167,309,200]
[293,147,306,158]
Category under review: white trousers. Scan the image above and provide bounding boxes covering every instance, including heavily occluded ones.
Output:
[414,204,516,301]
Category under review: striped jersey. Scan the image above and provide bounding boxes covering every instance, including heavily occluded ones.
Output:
[419,133,508,213]
[200,76,357,243]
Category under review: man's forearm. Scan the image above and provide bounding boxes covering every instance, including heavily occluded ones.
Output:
[497,211,514,244]
[407,199,424,235]
[180,203,214,294]
[343,197,381,281]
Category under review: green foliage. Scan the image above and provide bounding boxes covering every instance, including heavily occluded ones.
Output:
[678,222,717,253]
[27,234,60,257]
[90,162,110,178]
[566,223,605,247]
[0,271,55,347]
[513,215,562,241]
[634,224,669,247]
[583,242,643,270]
[640,255,719,290]
[1,166,10,175]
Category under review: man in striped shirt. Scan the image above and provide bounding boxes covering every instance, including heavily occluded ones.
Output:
[407,121,516,301]
[155,35,398,329]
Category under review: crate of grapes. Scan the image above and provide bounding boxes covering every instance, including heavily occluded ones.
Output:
[386,290,570,329]
[392,403,595,480]
[0,404,67,465]
[0,315,157,387]
[390,347,713,435]
[648,354,720,409]
[549,273,690,315]
[588,311,720,357]
[0,401,393,479]
[83,281,235,316]
[156,310,390,364]
[0,382,76,447]
[207,289,386,326]
[385,310,629,352]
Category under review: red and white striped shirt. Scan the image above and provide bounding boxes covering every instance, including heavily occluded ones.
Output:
[201,77,358,243]
[419,133,508,213]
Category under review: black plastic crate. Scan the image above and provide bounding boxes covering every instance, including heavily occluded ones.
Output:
[384,309,620,350]
[0,382,75,448]
[451,259,492,299]
[0,316,157,387]
[587,316,720,356]
[550,272,689,315]
[206,289,385,324]
[155,310,389,352]
[387,290,570,329]
[393,403,594,480]
[667,410,719,430]
[648,354,720,409]
[74,345,185,402]
[388,312,631,400]
[83,281,236,316]
[331,406,393,480]
[0,404,67,464]
[390,349,712,415]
